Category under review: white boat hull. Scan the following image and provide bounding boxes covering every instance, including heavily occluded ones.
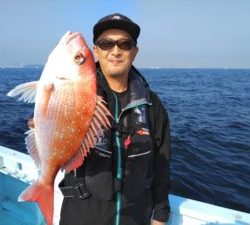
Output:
[0,146,249,225]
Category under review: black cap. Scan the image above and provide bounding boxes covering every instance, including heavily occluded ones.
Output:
[93,13,140,44]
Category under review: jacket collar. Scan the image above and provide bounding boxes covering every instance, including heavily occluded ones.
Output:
[96,63,151,107]
[129,66,151,103]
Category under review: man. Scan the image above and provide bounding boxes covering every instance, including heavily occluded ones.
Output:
[59,13,171,225]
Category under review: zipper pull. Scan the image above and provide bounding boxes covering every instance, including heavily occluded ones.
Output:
[124,134,131,149]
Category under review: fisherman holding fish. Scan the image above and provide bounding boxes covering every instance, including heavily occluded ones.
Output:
[8,13,171,225]
[59,13,171,225]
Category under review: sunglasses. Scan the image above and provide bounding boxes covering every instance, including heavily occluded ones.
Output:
[95,38,136,51]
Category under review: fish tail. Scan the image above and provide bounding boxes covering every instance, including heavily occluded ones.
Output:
[18,181,54,225]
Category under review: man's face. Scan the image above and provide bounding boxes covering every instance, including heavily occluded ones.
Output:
[93,29,138,79]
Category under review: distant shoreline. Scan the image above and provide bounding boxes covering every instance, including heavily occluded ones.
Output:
[0,65,250,70]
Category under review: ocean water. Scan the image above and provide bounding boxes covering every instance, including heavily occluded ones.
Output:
[0,67,250,213]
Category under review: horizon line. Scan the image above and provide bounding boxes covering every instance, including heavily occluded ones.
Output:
[0,64,250,70]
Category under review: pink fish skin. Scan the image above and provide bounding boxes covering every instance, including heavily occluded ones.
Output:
[7,31,112,225]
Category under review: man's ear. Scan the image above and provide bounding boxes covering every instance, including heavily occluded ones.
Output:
[132,46,139,61]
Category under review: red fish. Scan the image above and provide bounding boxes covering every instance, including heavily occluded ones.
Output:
[7,31,112,225]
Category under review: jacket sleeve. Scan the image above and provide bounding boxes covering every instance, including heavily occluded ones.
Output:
[150,91,171,222]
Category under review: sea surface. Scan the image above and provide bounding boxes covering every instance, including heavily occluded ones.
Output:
[0,67,250,213]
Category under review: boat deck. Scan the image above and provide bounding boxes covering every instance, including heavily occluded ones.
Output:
[0,207,26,225]
[0,172,45,225]
[0,200,38,225]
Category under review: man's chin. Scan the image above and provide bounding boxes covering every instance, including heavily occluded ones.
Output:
[109,68,125,77]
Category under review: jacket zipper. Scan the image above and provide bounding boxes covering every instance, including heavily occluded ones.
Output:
[113,93,122,225]
[113,95,152,225]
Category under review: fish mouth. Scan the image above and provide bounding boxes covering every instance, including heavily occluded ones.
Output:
[64,31,81,44]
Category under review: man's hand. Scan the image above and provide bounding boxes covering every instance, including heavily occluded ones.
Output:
[151,219,166,225]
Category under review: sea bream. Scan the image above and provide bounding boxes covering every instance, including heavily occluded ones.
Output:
[7,31,112,225]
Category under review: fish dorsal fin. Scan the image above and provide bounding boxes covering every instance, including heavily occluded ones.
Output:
[25,129,41,168]
[7,81,38,103]
[63,96,112,172]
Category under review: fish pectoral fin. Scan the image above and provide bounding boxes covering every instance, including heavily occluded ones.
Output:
[25,129,41,168]
[7,81,38,103]
[62,96,112,172]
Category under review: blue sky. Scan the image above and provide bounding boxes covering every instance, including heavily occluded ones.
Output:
[0,0,250,68]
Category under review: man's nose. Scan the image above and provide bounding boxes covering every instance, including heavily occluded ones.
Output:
[111,44,122,55]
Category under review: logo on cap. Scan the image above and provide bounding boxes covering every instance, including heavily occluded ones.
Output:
[112,15,121,20]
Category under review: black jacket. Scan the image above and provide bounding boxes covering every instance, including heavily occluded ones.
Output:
[59,65,171,225]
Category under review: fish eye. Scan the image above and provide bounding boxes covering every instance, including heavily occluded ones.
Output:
[74,53,85,65]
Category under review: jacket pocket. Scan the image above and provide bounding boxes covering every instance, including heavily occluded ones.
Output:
[85,149,114,200]
[123,149,152,202]
[121,189,153,224]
